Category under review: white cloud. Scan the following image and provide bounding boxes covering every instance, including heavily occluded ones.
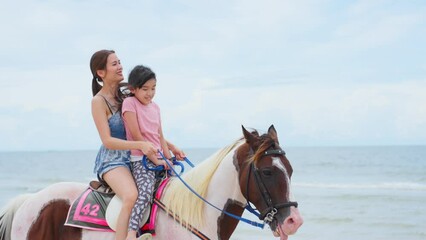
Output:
[392,81,426,138]
[158,78,426,148]
[334,13,421,49]
[0,1,425,150]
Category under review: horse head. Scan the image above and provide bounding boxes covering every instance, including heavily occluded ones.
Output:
[235,125,303,240]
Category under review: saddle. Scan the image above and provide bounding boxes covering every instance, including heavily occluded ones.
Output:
[64,179,168,234]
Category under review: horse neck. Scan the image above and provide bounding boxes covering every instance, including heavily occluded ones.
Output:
[205,149,245,210]
[199,149,246,238]
[156,144,246,239]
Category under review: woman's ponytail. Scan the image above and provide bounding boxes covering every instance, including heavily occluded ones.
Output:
[89,49,115,96]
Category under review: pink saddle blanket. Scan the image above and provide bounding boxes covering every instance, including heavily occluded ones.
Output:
[64,179,170,233]
[64,181,114,231]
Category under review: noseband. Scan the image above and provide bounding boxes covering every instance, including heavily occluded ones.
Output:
[246,149,298,225]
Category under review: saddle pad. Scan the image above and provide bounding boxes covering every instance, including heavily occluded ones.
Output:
[64,187,114,232]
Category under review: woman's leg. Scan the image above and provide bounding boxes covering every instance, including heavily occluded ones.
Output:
[103,166,138,240]
[127,161,156,239]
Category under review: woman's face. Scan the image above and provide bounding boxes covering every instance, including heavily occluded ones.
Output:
[132,78,156,105]
[100,53,123,82]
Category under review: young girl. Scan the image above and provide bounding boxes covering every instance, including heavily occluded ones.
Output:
[90,50,158,240]
[122,65,185,240]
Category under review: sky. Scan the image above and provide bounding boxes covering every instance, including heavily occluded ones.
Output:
[0,0,425,151]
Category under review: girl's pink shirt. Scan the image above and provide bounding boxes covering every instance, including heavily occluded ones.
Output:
[122,96,162,157]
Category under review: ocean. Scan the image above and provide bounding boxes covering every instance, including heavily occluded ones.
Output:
[1,146,425,240]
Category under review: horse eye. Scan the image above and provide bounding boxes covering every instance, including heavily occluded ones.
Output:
[262,168,273,177]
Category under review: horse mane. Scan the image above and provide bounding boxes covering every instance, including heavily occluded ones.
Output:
[251,134,276,164]
[161,139,244,229]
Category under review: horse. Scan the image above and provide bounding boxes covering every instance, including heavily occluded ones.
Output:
[0,125,303,240]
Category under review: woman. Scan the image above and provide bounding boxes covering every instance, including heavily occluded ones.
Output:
[90,49,157,240]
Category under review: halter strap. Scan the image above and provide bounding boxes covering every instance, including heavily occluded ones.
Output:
[247,147,298,223]
[263,149,285,156]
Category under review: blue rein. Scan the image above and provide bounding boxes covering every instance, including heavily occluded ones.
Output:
[156,151,265,229]
[142,155,186,176]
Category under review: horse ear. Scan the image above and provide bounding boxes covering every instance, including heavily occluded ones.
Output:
[242,125,256,145]
[268,124,279,144]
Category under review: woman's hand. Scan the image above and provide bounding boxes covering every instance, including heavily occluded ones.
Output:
[140,141,157,157]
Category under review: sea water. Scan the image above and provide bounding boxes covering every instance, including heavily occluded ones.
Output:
[1,146,425,240]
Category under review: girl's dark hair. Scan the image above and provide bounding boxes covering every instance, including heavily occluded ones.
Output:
[90,49,127,111]
[128,65,156,91]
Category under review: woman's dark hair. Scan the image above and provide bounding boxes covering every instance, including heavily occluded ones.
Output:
[90,49,127,111]
[128,65,156,91]
[90,49,115,96]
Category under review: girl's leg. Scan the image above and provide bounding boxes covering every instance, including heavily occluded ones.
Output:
[103,166,138,240]
[127,161,156,239]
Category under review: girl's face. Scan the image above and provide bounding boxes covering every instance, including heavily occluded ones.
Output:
[132,78,156,105]
[98,53,123,83]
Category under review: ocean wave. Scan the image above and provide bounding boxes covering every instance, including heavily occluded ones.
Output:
[310,216,354,224]
[294,182,426,191]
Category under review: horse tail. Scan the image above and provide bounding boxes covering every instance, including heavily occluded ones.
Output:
[0,193,33,240]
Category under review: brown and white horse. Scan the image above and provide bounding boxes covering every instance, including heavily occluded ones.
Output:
[0,125,303,240]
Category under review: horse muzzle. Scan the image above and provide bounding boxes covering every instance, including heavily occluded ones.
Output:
[271,206,303,239]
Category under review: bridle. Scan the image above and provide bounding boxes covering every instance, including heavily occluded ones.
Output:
[245,148,299,225]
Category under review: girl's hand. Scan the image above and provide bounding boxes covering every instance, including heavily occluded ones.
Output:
[171,147,186,160]
[164,158,173,169]
[152,158,172,170]
[146,152,159,163]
